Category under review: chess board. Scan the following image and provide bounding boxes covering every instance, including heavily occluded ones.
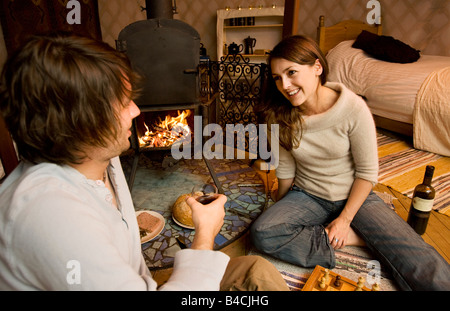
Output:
[302,265,377,291]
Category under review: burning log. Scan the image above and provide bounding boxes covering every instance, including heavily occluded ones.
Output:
[139,110,191,148]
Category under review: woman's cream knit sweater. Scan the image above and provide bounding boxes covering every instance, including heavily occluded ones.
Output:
[275,82,379,201]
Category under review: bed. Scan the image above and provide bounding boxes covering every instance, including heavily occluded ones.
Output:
[317,16,450,157]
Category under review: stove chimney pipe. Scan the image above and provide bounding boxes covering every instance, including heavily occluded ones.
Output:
[145,0,174,19]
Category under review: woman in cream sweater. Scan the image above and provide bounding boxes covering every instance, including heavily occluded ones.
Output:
[250,35,450,291]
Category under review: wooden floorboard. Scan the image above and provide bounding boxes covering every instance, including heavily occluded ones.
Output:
[374,184,450,263]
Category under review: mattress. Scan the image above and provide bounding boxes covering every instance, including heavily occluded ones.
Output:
[326,40,450,124]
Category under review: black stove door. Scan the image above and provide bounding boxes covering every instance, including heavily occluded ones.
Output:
[118,19,200,107]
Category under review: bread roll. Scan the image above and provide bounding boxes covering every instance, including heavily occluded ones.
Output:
[172,193,194,227]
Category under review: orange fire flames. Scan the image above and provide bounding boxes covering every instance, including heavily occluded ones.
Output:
[138,110,191,148]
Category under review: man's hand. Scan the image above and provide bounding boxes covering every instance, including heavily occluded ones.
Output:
[186,194,227,250]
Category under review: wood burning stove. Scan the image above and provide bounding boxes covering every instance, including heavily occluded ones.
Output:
[116,0,213,190]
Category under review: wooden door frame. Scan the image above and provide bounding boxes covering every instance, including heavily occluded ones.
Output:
[282,0,300,38]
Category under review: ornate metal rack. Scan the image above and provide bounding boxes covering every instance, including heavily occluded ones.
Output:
[199,54,268,153]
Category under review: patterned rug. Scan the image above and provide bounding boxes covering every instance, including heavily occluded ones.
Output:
[250,244,400,291]
[377,133,450,216]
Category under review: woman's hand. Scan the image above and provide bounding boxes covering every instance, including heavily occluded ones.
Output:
[325,178,372,249]
[325,216,351,249]
[325,216,366,249]
[185,194,227,250]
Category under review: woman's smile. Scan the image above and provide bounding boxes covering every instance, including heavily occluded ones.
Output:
[287,88,301,97]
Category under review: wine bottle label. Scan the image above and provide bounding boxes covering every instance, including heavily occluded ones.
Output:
[412,197,434,212]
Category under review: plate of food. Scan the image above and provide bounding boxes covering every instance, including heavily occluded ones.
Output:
[136,210,165,244]
[172,184,218,230]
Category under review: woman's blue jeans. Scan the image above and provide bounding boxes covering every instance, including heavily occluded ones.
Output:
[250,186,450,290]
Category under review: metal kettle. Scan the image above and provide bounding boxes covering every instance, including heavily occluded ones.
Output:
[244,36,256,55]
[228,42,244,54]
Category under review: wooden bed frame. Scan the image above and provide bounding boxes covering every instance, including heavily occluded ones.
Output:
[317,15,382,55]
[316,16,413,137]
